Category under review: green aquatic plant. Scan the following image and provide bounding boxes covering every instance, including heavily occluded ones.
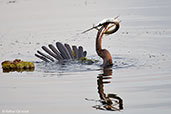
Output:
[71,50,98,64]
[80,57,99,65]
[1,59,35,72]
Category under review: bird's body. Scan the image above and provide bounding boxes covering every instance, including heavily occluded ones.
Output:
[35,17,120,67]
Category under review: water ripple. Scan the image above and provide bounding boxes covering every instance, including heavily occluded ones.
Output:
[35,56,136,73]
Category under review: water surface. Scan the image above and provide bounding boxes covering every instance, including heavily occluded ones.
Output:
[0,0,171,114]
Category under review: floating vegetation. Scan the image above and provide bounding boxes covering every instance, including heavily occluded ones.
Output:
[1,59,35,73]
[80,57,99,65]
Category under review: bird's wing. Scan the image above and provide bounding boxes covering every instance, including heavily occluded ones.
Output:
[35,42,87,62]
[56,42,72,59]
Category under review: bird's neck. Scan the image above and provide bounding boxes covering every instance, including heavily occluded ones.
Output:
[96,25,107,53]
[96,25,113,67]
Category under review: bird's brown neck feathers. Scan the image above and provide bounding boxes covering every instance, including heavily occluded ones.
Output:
[96,25,107,52]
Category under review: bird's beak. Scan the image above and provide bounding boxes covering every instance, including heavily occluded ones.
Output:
[81,26,95,34]
[114,15,119,20]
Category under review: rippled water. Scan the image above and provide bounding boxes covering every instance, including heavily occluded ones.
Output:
[34,55,136,73]
[0,0,171,114]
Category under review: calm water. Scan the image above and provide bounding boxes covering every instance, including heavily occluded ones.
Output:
[0,0,171,114]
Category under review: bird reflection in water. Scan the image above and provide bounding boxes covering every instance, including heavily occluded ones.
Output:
[86,68,123,111]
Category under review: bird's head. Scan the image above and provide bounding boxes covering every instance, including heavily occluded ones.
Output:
[81,16,121,34]
[104,16,121,35]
